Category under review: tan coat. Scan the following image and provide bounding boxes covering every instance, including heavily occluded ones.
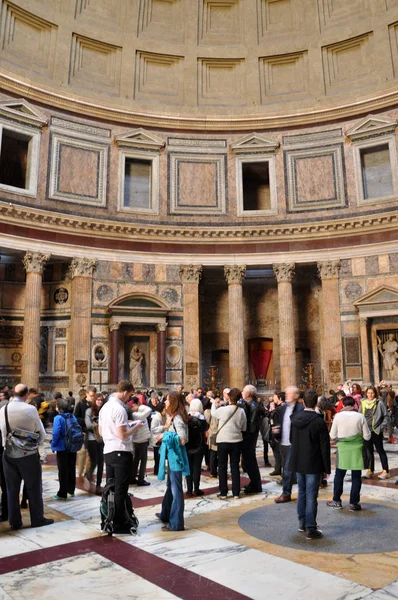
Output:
[205,408,219,451]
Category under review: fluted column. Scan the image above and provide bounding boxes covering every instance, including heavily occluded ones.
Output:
[21,251,50,388]
[359,317,371,385]
[109,322,120,386]
[224,265,246,390]
[318,260,343,387]
[69,258,96,393]
[157,322,167,387]
[180,265,202,389]
[273,263,296,390]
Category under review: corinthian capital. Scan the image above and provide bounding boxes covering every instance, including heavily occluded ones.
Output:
[317,260,340,280]
[22,251,50,274]
[179,265,203,284]
[224,265,246,284]
[273,263,295,283]
[69,257,96,279]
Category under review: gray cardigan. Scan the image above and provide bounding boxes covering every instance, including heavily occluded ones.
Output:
[360,399,389,435]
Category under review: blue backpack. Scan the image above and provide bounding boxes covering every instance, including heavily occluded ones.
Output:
[61,413,84,453]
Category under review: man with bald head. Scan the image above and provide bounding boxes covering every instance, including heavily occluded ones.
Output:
[274,386,304,504]
[0,383,54,530]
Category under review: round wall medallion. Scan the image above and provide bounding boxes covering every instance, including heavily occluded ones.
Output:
[54,287,69,304]
[11,351,22,364]
[96,284,114,302]
[166,344,181,367]
[344,282,363,300]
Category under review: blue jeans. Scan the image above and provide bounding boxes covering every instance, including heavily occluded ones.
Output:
[160,469,184,531]
[296,473,320,531]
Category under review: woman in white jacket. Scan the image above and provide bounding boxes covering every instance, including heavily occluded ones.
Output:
[129,397,152,486]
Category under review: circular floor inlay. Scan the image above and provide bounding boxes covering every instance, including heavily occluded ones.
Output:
[238,501,398,554]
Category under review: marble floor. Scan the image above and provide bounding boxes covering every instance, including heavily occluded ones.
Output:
[0,442,397,600]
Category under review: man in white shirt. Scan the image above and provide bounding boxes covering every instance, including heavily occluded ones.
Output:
[99,380,143,533]
[0,383,54,530]
[274,386,304,504]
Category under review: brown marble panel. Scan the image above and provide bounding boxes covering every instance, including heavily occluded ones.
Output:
[58,145,99,197]
[178,162,217,207]
[295,155,335,203]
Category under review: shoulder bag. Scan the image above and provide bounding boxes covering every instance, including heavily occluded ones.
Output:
[209,406,239,447]
[4,403,40,458]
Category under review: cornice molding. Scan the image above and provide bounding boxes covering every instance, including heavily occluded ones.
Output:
[1,201,398,244]
[3,70,398,131]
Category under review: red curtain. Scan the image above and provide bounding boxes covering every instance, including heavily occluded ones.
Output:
[249,349,272,379]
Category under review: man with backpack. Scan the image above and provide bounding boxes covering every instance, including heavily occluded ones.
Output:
[239,385,265,495]
[99,380,144,534]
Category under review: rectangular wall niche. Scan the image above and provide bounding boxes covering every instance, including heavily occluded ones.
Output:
[360,144,394,200]
[0,123,40,197]
[124,158,152,209]
[169,153,226,215]
[285,145,346,212]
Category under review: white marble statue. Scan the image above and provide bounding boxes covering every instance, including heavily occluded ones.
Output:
[377,333,398,379]
[129,344,145,387]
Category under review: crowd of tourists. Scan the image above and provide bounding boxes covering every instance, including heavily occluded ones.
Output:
[0,379,396,539]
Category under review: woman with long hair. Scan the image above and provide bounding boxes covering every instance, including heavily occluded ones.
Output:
[211,388,247,499]
[361,386,390,480]
[156,391,189,531]
[84,393,105,495]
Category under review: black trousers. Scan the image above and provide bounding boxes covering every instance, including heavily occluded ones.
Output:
[0,450,8,519]
[86,440,104,486]
[105,451,132,527]
[363,431,389,473]
[270,440,282,474]
[241,433,262,492]
[153,446,160,475]
[56,451,77,498]
[218,442,241,497]
[186,447,203,494]
[209,448,218,476]
[131,442,148,482]
[3,452,44,528]
[333,468,362,505]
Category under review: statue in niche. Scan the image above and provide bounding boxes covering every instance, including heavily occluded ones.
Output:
[377,332,398,379]
[129,345,145,387]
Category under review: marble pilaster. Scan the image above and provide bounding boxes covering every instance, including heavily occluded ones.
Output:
[109,322,120,386]
[273,263,296,390]
[224,265,246,390]
[359,317,371,385]
[318,260,343,387]
[21,251,50,388]
[180,265,202,389]
[69,258,96,393]
[157,322,167,387]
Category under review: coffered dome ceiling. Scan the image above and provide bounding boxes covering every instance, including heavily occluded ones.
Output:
[1,0,398,128]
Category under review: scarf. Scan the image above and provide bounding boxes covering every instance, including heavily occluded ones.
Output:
[362,399,377,412]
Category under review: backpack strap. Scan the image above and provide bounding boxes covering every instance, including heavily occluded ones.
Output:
[4,403,11,435]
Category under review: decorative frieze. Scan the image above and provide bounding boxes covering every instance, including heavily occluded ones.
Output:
[273,263,295,283]
[179,265,203,284]
[224,265,246,284]
[69,258,96,279]
[22,252,50,274]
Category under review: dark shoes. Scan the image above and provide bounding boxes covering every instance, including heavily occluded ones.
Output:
[274,494,291,503]
[155,512,168,523]
[349,504,362,512]
[264,462,272,468]
[193,490,204,496]
[20,501,28,509]
[11,522,22,531]
[137,480,150,487]
[298,520,306,532]
[306,528,323,540]
[31,518,54,528]
[269,471,282,477]
[95,486,103,496]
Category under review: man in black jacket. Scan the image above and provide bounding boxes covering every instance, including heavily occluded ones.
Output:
[240,385,265,494]
[289,389,331,540]
[274,386,304,503]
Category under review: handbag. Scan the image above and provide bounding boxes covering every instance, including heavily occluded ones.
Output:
[4,403,40,458]
[92,421,103,443]
[209,406,239,447]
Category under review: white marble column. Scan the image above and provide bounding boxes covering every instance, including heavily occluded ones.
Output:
[318,260,343,388]
[224,265,246,390]
[68,258,96,393]
[180,265,202,389]
[273,263,296,390]
[21,251,50,388]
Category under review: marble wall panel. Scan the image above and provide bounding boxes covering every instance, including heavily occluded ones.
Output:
[167,327,182,339]
[58,145,99,198]
[379,255,391,274]
[351,257,366,276]
[343,321,360,335]
[2,284,25,310]
[365,256,379,275]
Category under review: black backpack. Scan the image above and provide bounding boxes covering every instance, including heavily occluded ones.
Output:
[186,416,209,454]
[100,478,139,536]
[61,413,84,453]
